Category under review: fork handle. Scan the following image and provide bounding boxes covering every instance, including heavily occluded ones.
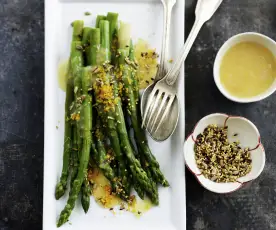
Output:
[156,0,176,81]
[165,18,204,85]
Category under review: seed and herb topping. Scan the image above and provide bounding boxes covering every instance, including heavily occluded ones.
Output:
[194,124,252,183]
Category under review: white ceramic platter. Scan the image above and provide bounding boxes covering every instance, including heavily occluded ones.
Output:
[44,0,185,229]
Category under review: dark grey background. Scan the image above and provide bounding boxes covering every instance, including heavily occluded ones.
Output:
[0,0,275,229]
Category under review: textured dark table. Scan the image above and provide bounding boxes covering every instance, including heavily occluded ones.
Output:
[0,0,276,229]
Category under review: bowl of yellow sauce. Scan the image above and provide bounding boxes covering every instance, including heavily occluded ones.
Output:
[214,32,276,103]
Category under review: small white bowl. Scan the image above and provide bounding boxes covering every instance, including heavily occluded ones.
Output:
[184,113,265,194]
[214,32,276,103]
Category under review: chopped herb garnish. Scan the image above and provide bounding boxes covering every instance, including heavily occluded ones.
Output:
[195,124,252,183]
[76,45,83,51]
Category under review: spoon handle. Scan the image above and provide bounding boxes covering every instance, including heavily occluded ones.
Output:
[165,0,223,86]
[156,0,176,81]
[165,18,204,85]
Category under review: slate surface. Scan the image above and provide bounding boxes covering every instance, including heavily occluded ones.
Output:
[0,0,44,229]
[0,0,275,229]
[185,0,276,229]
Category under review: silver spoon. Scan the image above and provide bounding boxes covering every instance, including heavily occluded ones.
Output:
[141,0,224,141]
[140,0,176,141]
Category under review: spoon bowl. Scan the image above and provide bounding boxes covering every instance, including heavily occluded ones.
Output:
[141,89,179,142]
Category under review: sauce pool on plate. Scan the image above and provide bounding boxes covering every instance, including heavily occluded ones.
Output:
[57,59,70,92]
[88,167,153,216]
[57,40,158,91]
[220,42,276,98]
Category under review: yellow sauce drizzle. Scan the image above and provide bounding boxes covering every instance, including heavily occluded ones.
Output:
[88,167,153,216]
[134,39,159,89]
[220,42,276,98]
[88,168,122,208]
[58,40,159,91]
[57,59,70,92]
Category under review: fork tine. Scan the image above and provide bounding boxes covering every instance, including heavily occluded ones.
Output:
[153,95,175,133]
[146,90,163,130]
[150,94,169,133]
[142,88,157,128]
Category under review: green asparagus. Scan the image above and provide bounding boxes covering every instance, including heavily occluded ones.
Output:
[56,14,173,225]
[57,66,92,227]
[129,40,139,101]
[106,12,119,64]
[125,110,145,200]
[81,176,91,213]
[92,20,130,194]
[70,126,79,186]
[55,71,74,200]
[55,20,84,200]
[82,27,92,66]
[96,15,107,28]
[72,20,84,41]
[139,148,158,204]
[94,120,129,200]
[128,41,169,187]
[129,139,145,199]
[70,39,92,213]
[90,28,101,66]
[117,49,158,204]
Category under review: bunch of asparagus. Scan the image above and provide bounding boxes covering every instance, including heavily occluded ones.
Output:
[55,12,169,227]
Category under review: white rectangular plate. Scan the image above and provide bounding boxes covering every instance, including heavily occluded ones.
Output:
[44,0,185,229]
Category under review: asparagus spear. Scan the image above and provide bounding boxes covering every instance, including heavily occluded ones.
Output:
[90,28,100,66]
[129,40,139,101]
[139,148,158,203]
[71,40,84,120]
[55,20,84,200]
[57,67,92,227]
[55,71,74,200]
[82,27,92,66]
[92,21,130,194]
[128,41,169,187]
[117,49,158,204]
[71,38,84,154]
[70,126,79,186]
[129,139,145,199]
[105,15,132,193]
[70,39,93,212]
[72,20,84,41]
[81,176,91,213]
[106,12,119,65]
[103,16,132,193]
[96,15,107,28]
[80,31,95,212]
[125,107,145,200]
[131,165,145,199]
[80,26,105,213]
[94,120,129,200]
[78,28,102,213]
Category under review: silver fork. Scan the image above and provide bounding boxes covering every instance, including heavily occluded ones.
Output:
[140,0,176,137]
[142,0,224,133]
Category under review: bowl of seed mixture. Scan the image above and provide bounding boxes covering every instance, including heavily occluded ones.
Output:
[184,113,265,193]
